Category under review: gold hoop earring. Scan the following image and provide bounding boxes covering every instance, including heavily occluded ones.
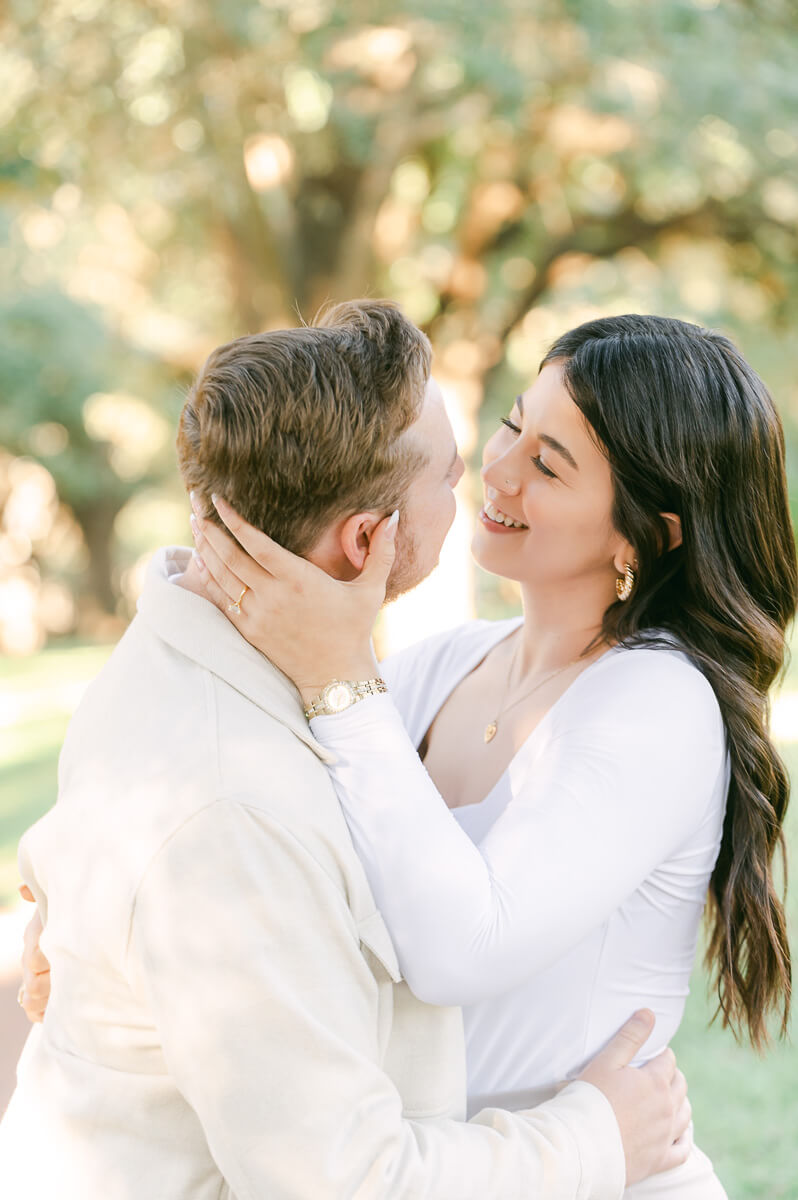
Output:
[615,562,635,602]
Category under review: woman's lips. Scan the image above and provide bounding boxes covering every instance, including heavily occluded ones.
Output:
[478,508,528,534]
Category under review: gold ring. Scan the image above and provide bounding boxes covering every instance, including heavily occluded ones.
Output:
[227,584,248,616]
[17,985,25,1007]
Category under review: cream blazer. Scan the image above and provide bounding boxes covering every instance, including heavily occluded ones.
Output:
[0,548,624,1199]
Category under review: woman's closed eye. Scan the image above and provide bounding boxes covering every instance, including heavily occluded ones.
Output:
[500,418,557,479]
[531,455,556,479]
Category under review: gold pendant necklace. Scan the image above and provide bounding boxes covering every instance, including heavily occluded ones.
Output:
[483,640,595,744]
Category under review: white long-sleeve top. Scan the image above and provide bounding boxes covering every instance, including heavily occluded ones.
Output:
[311,619,729,1108]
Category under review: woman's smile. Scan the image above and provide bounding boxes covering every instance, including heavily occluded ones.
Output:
[478,510,528,534]
[481,499,528,531]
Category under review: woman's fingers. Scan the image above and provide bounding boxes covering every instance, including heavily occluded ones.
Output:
[23,910,48,975]
[191,513,264,594]
[188,497,392,689]
[19,986,46,1024]
[191,520,247,611]
[211,495,306,580]
[192,550,242,619]
[20,964,50,1023]
[20,909,50,1024]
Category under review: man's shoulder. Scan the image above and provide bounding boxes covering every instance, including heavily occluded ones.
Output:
[52,616,358,903]
[213,679,367,890]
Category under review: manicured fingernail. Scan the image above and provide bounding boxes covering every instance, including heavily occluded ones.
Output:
[193,549,206,572]
[211,493,221,510]
[189,490,200,516]
[386,509,400,540]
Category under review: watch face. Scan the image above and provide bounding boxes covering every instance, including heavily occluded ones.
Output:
[324,682,355,713]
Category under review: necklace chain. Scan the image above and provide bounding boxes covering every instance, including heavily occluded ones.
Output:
[483,637,598,744]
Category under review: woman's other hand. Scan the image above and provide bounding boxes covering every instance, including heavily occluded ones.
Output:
[190,496,398,702]
[18,885,50,1024]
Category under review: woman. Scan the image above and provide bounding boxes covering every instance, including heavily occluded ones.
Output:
[192,314,796,1197]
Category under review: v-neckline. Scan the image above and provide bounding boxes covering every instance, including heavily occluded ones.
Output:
[417,619,617,812]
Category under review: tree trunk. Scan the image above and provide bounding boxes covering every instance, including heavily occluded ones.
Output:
[71,498,125,618]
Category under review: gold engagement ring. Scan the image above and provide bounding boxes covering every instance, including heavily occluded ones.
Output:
[228,585,248,615]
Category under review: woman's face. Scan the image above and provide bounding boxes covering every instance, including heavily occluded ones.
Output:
[472,361,630,596]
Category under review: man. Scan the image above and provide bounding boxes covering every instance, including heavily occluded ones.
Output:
[5,301,688,1197]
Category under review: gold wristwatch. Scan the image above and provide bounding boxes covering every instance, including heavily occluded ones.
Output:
[304,678,387,720]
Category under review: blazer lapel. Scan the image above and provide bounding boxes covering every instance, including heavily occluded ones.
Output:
[137,547,337,764]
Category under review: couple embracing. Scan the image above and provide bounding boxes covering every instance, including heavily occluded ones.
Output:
[4,300,794,1198]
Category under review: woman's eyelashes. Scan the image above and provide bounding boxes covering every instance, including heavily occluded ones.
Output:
[531,455,556,479]
[500,417,557,479]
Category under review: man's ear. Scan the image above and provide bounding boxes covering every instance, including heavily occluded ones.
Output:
[338,511,382,573]
[305,511,381,580]
[661,512,682,552]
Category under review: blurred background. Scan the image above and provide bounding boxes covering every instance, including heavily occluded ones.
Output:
[1,0,797,1193]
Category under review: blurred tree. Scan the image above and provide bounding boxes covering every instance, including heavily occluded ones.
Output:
[1,0,797,622]
[0,291,180,620]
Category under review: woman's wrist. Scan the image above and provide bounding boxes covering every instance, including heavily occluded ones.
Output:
[297,657,381,709]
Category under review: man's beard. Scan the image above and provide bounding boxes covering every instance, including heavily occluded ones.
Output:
[384,521,425,602]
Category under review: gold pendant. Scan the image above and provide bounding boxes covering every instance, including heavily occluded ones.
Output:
[484,721,498,744]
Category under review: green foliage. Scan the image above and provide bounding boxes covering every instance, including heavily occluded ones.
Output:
[0,288,183,615]
[4,0,796,322]
[0,290,125,505]
[0,0,796,620]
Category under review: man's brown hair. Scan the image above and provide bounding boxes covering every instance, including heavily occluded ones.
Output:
[177,299,431,554]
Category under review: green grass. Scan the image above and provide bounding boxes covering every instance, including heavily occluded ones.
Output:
[672,987,798,1197]
[0,641,113,906]
[1,641,797,1194]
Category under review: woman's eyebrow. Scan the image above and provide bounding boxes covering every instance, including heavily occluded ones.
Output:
[515,394,578,470]
[540,434,578,471]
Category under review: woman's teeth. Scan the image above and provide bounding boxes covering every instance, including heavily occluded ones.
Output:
[485,501,527,529]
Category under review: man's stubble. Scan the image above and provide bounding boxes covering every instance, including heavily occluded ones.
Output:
[384,521,425,603]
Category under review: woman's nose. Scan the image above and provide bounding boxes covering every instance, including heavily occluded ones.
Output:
[482,459,519,495]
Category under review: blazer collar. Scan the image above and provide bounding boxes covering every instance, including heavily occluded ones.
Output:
[137,547,336,764]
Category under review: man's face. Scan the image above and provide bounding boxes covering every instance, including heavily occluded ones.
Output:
[385,378,465,601]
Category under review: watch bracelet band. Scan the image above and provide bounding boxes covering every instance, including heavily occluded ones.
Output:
[304,677,388,720]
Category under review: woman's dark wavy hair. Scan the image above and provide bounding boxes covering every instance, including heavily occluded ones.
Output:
[541,314,796,1048]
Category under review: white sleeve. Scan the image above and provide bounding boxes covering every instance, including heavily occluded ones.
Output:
[125,797,625,1200]
[311,652,726,1007]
